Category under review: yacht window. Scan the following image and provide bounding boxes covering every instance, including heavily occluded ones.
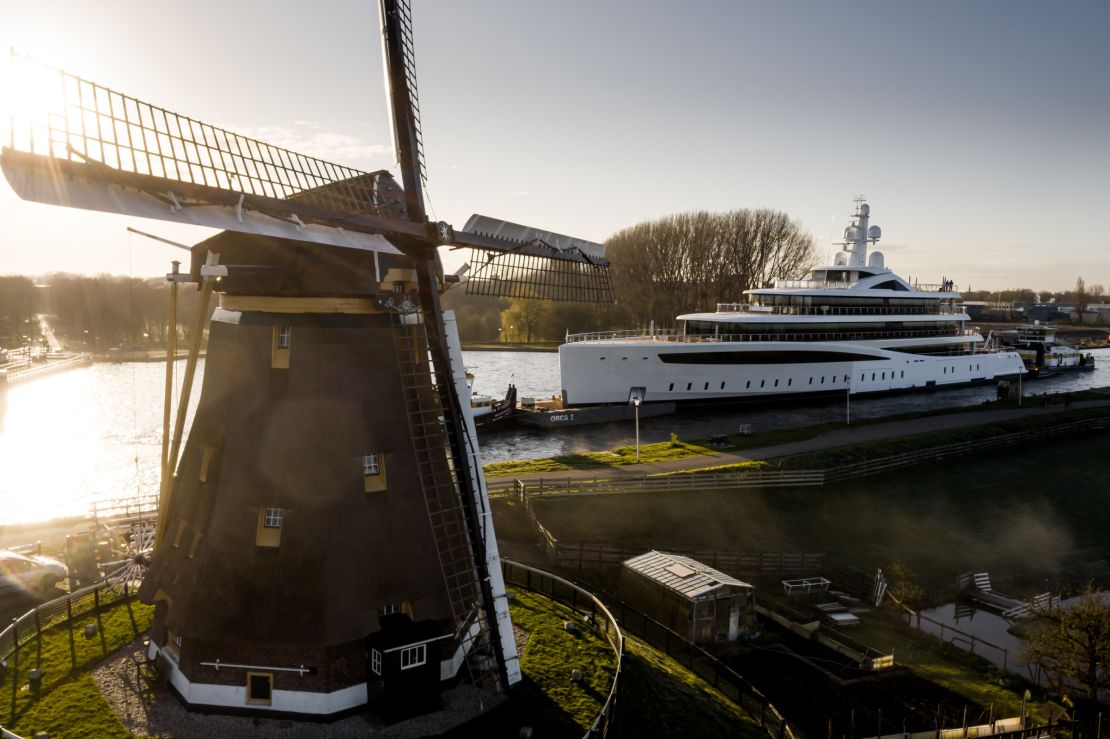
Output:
[809,377,813,385]
[774,379,779,387]
[943,367,946,374]
[881,372,885,380]
[760,380,765,388]
[871,373,875,381]
[976,363,980,371]
[746,381,751,389]
[686,383,692,391]
[720,382,726,390]
[969,364,972,372]
[821,376,825,384]
[704,382,709,390]
[844,375,849,383]
[787,378,792,386]
[832,375,837,384]
[669,383,674,391]
[901,371,904,378]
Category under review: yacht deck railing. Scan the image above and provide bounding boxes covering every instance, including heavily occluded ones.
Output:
[714,304,962,317]
[565,328,980,344]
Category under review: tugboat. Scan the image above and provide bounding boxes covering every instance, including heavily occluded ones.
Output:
[467,373,518,428]
[989,323,1095,376]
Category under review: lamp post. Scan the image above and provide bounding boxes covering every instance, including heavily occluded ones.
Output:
[846,375,851,425]
[629,387,645,462]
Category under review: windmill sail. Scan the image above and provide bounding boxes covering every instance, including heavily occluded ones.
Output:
[2,57,612,301]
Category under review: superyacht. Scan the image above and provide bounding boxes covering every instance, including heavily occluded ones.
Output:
[559,199,1025,406]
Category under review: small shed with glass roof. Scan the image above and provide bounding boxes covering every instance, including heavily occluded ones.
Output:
[618,550,755,644]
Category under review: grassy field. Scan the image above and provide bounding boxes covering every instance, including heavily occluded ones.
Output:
[483,391,1110,479]
[5,594,154,738]
[849,611,1050,723]
[526,430,1110,595]
[480,588,763,738]
[484,438,720,477]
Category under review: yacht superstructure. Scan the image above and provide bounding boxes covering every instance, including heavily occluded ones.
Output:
[560,199,1025,406]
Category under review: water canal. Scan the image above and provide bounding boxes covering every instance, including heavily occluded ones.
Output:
[2,348,1108,525]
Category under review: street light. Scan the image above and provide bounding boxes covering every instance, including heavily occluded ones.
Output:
[629,387,645,463]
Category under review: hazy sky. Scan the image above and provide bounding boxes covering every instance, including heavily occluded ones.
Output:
[1,0,1107,292]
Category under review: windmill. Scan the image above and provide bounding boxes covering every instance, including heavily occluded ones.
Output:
[3,0,612,719]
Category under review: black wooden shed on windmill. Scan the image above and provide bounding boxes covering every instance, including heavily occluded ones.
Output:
[1,0,612,720]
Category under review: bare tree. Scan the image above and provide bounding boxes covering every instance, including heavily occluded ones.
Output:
[1021,585,1110,705]
[606,209,815,328]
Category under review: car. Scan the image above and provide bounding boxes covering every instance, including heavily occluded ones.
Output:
[0,550,68,600]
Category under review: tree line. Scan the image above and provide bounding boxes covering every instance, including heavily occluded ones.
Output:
[449,208,817,343]
[0,274,212,352]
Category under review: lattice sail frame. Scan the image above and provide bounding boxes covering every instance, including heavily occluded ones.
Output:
[8,55,397,215]
[5,54,612,302]
[466,248,614,303]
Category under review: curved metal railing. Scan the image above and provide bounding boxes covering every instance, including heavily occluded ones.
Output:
[500,559,624,738]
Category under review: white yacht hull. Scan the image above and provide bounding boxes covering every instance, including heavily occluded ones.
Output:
[559,340,1025,406]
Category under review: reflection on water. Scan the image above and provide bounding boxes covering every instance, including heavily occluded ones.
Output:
[0,360,202,525]
[1,347,1108,525]
[915,591,1109,683]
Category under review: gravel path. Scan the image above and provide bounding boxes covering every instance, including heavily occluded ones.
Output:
[93,639,502,738]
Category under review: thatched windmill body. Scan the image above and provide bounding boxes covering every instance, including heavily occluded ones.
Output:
[2,0,611,718]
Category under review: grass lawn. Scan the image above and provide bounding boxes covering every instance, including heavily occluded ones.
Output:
[527,431,1110,594]
[850,609,1049,723]
[503,588,764,738]
[618,635,765,739]
[484,392,1110,479]
[5,593,154,738]
[508,588,617,734]
[484,439,719,477]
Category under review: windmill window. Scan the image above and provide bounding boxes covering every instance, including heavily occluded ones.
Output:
[272,326,291,368]
[256,508,283,547]
[246,672,273,705]
[371,649,382,676]
[363,453,388,493]
[400,644,426,670]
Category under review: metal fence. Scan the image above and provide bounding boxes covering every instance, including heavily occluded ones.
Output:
[500,559,623,738]
[609,596,798,739]
[0,579,138,725]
